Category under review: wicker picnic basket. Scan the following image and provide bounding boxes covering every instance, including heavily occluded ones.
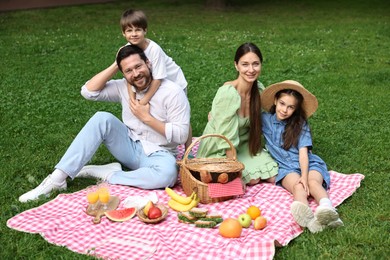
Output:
[178,134,244,204]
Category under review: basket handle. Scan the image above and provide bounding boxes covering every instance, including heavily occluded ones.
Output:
[182,134,237,165]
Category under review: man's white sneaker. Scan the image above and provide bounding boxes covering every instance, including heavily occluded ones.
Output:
[19,175,67,203]
[291,201,314,227]
[76,162,121,181]
[314,205,340,226]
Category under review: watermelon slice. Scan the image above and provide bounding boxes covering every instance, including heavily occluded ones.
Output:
[105,207,136,222]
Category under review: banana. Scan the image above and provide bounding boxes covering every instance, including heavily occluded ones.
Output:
[168,195,200,212]
[165,187,195,205]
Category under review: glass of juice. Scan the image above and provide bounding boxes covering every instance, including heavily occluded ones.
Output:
[86,186,99,210]
[98,182,110,210]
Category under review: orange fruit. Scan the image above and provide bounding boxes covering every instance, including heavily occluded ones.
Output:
[247,205,261,220]
[219,218,242,238]
[254,216,267,230]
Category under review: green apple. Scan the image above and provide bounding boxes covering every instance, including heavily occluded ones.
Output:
[237,213,252,228]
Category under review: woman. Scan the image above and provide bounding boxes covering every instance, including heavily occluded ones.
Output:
[196,43,278,185]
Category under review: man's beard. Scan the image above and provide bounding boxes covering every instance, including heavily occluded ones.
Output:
[131,68,153,91]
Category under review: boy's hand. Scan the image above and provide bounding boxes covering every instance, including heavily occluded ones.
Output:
[127,82,136,102]
[138,98,148,106]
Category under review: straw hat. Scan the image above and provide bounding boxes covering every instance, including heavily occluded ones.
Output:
[261,80,318,118]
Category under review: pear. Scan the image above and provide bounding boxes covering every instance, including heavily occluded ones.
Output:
[143,201,154,216]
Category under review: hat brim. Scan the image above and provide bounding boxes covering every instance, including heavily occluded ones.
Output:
[261,80,318,118]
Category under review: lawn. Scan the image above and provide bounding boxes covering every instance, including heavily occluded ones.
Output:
[0,0,389,259]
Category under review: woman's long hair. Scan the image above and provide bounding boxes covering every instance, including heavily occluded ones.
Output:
[234,43,263,156]
[270,89,306,150]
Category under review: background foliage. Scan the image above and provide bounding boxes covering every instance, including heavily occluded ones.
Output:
[0,0,389,259]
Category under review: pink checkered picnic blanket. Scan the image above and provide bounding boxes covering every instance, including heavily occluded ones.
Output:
[7,143,365,260]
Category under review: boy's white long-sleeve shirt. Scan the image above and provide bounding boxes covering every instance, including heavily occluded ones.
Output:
[127,40,187,90]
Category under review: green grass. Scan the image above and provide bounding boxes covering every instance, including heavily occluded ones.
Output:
[1,0,389,259]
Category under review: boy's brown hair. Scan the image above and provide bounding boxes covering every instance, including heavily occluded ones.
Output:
[120,9,148,32]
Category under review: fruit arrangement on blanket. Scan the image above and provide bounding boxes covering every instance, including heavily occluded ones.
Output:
[137,201,168,223]
[165,187,200,211]
[104,201,167,223]
[142,201,163,219]
[217,205,268,238]
[236,205,268,230]
[177,207,224,228]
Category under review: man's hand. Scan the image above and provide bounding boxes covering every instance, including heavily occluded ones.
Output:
[130,98,151,123]
[116,45,127,60]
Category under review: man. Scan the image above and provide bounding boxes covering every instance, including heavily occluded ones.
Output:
[19,45,190,202]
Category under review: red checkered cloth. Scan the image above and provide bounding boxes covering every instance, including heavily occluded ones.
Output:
[208,177,245,198]
[7,141,365,260]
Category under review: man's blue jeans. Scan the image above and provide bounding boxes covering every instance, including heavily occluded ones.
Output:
[55,111,178,189]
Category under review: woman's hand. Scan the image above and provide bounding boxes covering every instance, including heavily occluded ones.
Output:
[226,148,234,159]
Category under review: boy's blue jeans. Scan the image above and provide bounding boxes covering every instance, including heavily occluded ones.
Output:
[55,111,178,189]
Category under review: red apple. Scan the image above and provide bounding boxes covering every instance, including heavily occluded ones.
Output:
[148,206,162,219]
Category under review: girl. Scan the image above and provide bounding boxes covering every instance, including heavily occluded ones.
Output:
[196,43,278,185]
[261,80,343,233]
